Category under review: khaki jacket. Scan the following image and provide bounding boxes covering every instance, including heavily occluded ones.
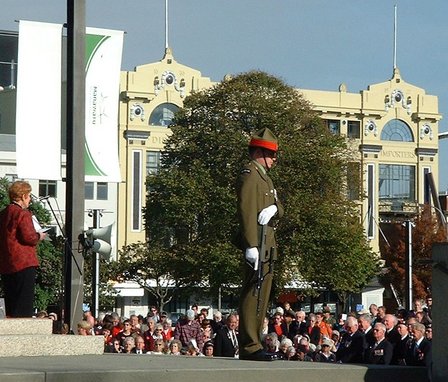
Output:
[236,160,283,260]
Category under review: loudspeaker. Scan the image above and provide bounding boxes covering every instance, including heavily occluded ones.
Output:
[91,239,112,259]
[85,223,114,259]
[86,224,113,243]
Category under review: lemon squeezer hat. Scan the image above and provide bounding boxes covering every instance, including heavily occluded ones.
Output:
[249,127,278,152]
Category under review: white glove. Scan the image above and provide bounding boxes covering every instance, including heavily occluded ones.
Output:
[258,205,278,225]
[245,247,259,271]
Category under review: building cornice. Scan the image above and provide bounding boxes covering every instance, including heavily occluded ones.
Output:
[123,130,151,141]
[415,147,438,157]
[359,144,383,154]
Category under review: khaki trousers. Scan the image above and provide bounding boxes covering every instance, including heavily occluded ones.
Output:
[238,261,273,356]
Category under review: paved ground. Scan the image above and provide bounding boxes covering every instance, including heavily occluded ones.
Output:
[0,354,429,382]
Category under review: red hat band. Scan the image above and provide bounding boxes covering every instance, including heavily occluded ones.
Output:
[249,138,278,152]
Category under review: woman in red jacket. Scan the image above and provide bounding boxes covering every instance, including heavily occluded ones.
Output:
[0,181,46,317]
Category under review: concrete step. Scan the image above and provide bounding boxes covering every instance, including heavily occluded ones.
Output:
[0,318,53,335]
[0,334,104,357]
[0,318,104,357]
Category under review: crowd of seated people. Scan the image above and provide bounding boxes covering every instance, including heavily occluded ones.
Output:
[70,297,433,370]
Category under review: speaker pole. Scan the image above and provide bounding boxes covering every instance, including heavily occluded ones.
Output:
[91,209,102,320]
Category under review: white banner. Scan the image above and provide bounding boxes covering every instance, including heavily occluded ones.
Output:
[16,21,62,180]
[85,28,123,182]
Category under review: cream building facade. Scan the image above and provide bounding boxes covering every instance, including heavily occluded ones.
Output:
[117,62,441,260]
[301,68,441,257]
[117,47,215,253]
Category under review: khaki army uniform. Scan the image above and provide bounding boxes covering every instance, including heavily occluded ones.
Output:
[237,159,284,357]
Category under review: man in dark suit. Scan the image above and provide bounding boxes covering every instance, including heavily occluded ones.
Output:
[405,322,432,368]
[358,313,375,348]
[282,310,299,340]
[364,323,394,365]
[336,316,366,364]
[213,313,239,358]
[132,335,148,354]
[294,311,308,336]
[384,314,401,348]
[210,310,225,334]
[395,322,411,365]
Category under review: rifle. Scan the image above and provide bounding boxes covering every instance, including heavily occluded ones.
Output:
[253,224,274,315]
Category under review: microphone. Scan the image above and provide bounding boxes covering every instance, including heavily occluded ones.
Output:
[31,193,51,201]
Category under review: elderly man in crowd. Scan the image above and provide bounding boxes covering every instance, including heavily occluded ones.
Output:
[364,322,393,365]
[174,309,204,352]
[336,316,365,363]
[405,322,432,368]
[384,314,401,349]
[295,311,308,336]
[214,313,239,358]
[210,310,225,334]
[395,321,411,365]
[358,313,375,347]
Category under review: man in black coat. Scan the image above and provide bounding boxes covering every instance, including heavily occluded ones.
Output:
[210,310,225,334]
[336,316,366,364]
[405,322,432,368]
[358,313,375,348]
[213,313,239,358]
[384,314,401,348]
[364,323,394,365]
[282,310,299,341]
[294,310,308,336]
[395,322,411,365]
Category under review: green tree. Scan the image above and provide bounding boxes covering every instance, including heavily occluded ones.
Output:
[0,177,63,311]
[107,242,197,312]
[144,71,378,305]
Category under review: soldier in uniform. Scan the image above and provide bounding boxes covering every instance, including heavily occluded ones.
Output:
[236,127,284,361]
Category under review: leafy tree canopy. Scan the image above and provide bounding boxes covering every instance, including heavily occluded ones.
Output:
[143,71,378,301]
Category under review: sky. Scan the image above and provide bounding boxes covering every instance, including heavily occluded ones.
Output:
[1,0,448,192]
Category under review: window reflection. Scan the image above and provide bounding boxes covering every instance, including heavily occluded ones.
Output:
[379,164,415,201]
[149,103,179,127]
[381,119,413,142]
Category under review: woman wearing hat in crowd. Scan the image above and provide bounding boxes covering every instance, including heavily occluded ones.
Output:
[314,338,337,363]
[236,128,284,361]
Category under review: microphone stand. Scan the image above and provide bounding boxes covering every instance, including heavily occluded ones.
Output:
[34,196,83,326]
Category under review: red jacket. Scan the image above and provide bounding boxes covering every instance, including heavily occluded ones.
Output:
[0,203,40,274]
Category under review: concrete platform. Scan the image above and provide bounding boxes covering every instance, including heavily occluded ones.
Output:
[0,354,430,382]
[0,318,52,335]
[0,319,104,357]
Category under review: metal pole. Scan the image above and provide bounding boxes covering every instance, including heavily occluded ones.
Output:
[64,0,86,332]
[10,59,15,88]
[405,221,413,311]
[393,5,397,69]
[91,209,101,320]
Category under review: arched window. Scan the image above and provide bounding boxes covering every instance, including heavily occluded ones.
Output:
[149,103,179,127]
[380,119,414,142]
